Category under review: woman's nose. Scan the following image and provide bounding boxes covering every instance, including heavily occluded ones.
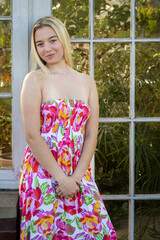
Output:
[45,42,51,51]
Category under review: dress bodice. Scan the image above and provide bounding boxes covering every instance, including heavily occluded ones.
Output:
[40,99,90,175]
[40,99,90,136]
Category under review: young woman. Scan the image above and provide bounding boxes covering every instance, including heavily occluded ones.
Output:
[19,16,117,239]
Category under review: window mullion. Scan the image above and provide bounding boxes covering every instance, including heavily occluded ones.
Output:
[10,0,29,187]
[0,93,12,98]
[89,0,94,78]
[129,0,136,239]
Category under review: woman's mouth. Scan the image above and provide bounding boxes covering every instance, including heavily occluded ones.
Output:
[46,53,55,58]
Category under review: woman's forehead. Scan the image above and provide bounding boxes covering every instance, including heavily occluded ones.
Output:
[35,26,57,41]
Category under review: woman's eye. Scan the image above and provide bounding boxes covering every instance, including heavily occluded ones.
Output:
[51,39,56,43]
[37,43,43,47]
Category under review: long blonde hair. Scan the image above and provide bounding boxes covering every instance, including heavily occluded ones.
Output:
[30,16,72,73]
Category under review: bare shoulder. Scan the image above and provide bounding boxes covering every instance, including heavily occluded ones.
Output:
[72,69,94,86]
[21,70,46,106]
[23,70,45,88]
[78,73,98,105]
[82,73,94,84]
[78,72,97,91]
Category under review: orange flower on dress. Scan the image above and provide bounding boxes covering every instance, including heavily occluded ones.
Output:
[80,212,102,235]
[34,211,55,236]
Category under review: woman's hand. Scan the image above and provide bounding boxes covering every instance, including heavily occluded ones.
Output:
[56,175,81,199]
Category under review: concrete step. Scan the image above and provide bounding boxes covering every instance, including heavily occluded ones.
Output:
[0,191,19,240]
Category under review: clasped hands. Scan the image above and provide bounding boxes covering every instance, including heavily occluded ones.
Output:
[55,175,81,200]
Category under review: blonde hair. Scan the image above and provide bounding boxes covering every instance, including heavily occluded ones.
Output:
[30,16,72,73]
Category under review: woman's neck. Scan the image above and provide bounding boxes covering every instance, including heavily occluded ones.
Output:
[46,59,70,75]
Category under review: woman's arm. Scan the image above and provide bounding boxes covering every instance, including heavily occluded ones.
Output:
[72,76,99,182]
[21,72,80,198]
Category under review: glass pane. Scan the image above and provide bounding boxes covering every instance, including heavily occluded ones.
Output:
[94,43,130,117]
[0,98,12,169]
[136,0,160,38]
[135,122,160,194]
[95,123,129,195]
[135,200,160,239]
[94,0,130,38]
[72,43,89,74]
[135,43,160,117]
[0,21,12,93]
[0,0,11,17]
[104,200,128,240]
[52,0,89,38]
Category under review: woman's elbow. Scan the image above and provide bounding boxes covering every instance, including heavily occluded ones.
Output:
[85,130,98,144]
[25,130,40,146]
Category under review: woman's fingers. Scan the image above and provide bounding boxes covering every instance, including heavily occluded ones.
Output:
[55,176,81,198]
[55,186,63,197]
[55,186,60,194]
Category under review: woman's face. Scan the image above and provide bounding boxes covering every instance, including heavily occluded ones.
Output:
[34,26,64,66]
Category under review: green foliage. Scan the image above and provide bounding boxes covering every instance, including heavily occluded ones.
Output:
[0,0,11,16]
[104,200,128,239]
[95,0,130,38]
[136,0,160,37]
[0,99,12,155]
[72,43,89,74]
[135,123,160,194]
[0,21,12,93]
[95,43,130,117]
[52,0,89,38]
[0,15,12,163]
[0,22,11,48]
[135,201,160,239]
[136,42,160,117]
[95,123,129,195]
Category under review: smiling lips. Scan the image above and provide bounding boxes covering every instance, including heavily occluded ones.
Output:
[46,53,55,58]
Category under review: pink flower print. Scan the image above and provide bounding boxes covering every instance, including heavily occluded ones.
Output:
[31,189,43,214]
[81,234,95,240]
[79,211,102,235]
[83,167,92,182]
[106,220,117,239]
[65,204,77,215]
[103,236,111,240]
[33,187,41,201]
[59,192,83,216]
[71,139,74,149]
[107,220,114,230]
[32,159,39,173]
[23,197,32,221]
[58,139,71,174]
[34,210,55,236]
[93,201,101,214]
[52,230,74,240]
[31,155,51,179]
[72,148,81,171]
[58,101,70,127]
[41,104,57,133]
[103,230,117,240]
[110,231,117,240]
[36,163,51,179]
[70,103,90,132]
[21,185,43,221]
[51,149,58,160]
[63,127,70,139]
[56,218,66,231]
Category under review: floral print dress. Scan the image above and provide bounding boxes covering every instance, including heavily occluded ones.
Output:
[19,99,117,240]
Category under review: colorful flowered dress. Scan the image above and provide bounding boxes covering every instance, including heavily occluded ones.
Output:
[19,99,117,240]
